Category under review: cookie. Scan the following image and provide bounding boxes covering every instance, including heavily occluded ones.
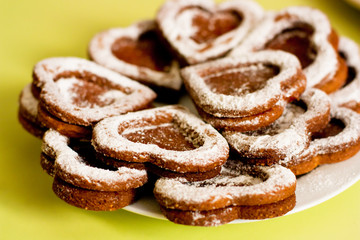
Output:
[282,106,360,175]
[96,152,222,181]
[330,37,360,112]
[156,0,263,65]
[92,105,229,174]
[223,88,331,164]
[42,129,148,210]
[154,160,296,226]
[181,50,306,130]
[231,6,347,94]
[18,83,47,138]
[33,57,156,138]
[194,98,287,132]
[88,20,182,102]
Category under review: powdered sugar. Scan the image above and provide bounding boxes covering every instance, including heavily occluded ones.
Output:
[230,6,338,89]
[88,20,182,90]
[313,106,360,155]
[33,57,156,126]
[42,129,147,191]
[182,50,302,118]
[223,88,331,159]
[154,161,296,209]
[19,83,39,121]
[157,0,264,64]
[330,37,360,107]
[92,105,229,172]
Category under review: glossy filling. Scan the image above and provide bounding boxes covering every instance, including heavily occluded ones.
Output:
[190,8,243,44]
[122,122,197,151]
[265,23,317,68]
[111,30,173,71]
[204,63,279,96]
[311,118,345,140]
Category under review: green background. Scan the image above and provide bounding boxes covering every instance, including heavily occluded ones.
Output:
[1,0,359,239]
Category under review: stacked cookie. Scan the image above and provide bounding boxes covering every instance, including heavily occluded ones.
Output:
[18,0,360,227]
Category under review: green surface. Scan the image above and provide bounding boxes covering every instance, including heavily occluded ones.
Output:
[1,0,359,239]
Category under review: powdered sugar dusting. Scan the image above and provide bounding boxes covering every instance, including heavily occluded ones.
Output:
[157,0,264,64]
[313,106,360,155]
[42,129,147,191]
[330,37,360,107]
[88,20,182,90]
[181,50,301,117]
[154,161,296,208]
[223,88,331,159]
[19,83,39,121]
[33,57,156,126]
[92,105,229,171]
[230,6,338,89]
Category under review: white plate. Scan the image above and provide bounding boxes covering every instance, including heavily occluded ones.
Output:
[123,95,360,223]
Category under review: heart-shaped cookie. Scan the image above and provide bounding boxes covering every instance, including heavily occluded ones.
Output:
[154,160,296,226]
[88,20,182,98]
[181,50,306,120]
[33,57,156,127]
[282,106,360,175]
[41,129,148,211]
[156,0,263,65]
[231,6,348,94]
[92,105,229,173]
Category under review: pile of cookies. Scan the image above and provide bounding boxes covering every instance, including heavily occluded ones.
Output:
[18,0,360,226]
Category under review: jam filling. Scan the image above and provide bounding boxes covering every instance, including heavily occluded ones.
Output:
[265,23,317,68]
[190,8,243,44]
[204,63,279,96]
[122,122,197,151]
[311,118,345,140]
[111,30,173,72]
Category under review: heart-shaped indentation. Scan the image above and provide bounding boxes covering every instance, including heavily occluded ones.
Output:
[188,8,242,44]
[204,63,279,96]
[265,23,317,68]
[111,30,173,72]
[121,122,197,151]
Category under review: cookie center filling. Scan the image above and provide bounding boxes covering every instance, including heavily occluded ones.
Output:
[121,122,198,151]
[311,118,345,140]
[54,71,129,109]
[204,63,279,96]
[186,8,242,44]
[265,23,317,68]
[111,30,173,72]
